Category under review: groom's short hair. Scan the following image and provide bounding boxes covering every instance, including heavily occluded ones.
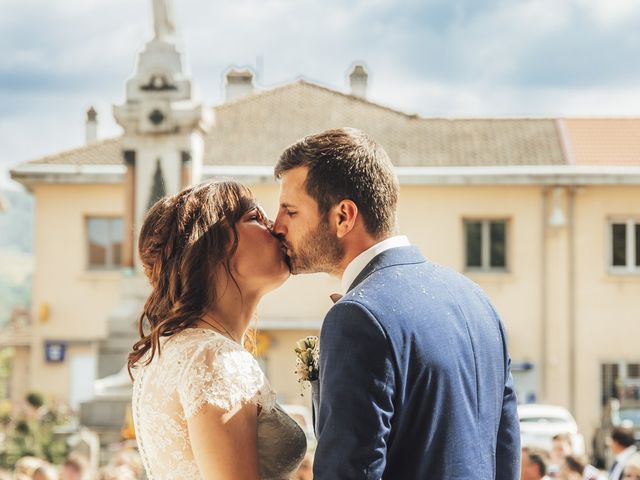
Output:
[275,127,399,238]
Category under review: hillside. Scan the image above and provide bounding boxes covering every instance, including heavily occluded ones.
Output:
[0,190,33,254]
[0,189,33,326]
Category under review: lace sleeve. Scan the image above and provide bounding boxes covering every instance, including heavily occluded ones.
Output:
[177,338,275,419]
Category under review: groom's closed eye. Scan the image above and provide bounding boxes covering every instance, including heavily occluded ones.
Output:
[279,203,298,218]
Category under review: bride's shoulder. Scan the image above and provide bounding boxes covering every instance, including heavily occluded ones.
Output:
[173,329,276,418]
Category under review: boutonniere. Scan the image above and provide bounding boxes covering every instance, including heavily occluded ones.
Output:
[294,336,319,385]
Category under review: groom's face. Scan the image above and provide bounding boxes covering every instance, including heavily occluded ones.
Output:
[273,166,344,275]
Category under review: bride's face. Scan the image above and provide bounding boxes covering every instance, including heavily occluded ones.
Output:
[229,206,290,292]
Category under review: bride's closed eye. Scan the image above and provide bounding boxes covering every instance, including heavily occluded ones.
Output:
[246,206,272,229]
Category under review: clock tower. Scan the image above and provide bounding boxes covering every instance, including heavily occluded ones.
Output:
[79,1,209,432]
[113,0,209,268]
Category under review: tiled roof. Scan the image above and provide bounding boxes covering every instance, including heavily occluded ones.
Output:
[25,137,123,165]
[205,80,566,167]
[22,80,567,168]
[562,118,640,166]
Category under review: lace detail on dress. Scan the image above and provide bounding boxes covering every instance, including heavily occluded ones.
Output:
[177,334,276,418]
[132,328,279,480]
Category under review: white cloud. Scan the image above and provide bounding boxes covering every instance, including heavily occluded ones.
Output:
[2,0,640,184]
[576,0,640,27]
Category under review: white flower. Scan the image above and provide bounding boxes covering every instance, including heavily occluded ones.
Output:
[294,336,319,384]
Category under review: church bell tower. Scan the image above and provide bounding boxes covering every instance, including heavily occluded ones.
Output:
[113,0,209,268]
[79,1,209,432]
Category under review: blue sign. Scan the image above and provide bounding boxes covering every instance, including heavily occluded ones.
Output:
[44,342,67,363]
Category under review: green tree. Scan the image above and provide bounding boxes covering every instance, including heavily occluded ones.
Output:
[0,348,14,399]
[147,158,167,210]
[0,392,72,469]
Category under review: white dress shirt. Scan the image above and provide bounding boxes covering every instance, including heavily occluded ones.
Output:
[610,445,638,480]
[341,235,410,292]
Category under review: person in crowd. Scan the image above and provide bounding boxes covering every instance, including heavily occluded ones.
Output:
[32,463,60,480]
[609,426,638,480]
[521,447,550,480]
[97,464,138,480]
[549,433,575,477]
[14,456,43,478]
[622,454,640,480]
[61,453,90,480]
[108,448,143,479]
[557,453,609,480]
[558,454,586,480]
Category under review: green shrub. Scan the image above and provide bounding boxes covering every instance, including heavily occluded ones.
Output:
[25,392,44,409]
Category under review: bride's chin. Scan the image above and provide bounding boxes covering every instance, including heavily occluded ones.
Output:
[267,258,291,285]
[277,263,291,283]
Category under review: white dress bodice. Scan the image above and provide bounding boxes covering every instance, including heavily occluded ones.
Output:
[132,328,306,479]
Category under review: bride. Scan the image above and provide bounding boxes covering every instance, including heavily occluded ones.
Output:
[127,181,306,479]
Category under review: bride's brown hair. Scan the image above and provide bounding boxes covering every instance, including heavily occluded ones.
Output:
[127,180,256,379]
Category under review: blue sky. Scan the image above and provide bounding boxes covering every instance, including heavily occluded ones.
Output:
[2,0,640,187]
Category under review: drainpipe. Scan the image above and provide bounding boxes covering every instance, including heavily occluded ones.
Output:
[540,187,549,401]
[568,187,577,414]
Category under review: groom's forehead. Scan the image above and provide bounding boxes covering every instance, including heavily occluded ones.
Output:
[279,167,312,201]
[280,166,308,188]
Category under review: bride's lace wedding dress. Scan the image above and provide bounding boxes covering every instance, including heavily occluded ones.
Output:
[132,328,307,479]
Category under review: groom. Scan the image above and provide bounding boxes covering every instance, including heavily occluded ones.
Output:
[273,128,520,479]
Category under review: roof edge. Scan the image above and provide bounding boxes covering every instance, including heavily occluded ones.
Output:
[203,165,640,186]
[21,137,122,166]
[10,164,125,186]
[11,164,640,187]
[214,78,423,120]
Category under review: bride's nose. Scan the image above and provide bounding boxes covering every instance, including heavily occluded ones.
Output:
[256,205,274,231]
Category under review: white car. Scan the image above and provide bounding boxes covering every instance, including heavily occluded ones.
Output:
[518,403,585,455]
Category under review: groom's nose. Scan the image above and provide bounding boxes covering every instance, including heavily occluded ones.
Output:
[272,212,287,237]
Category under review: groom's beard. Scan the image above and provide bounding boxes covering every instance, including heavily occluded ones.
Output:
[285,218,344,275]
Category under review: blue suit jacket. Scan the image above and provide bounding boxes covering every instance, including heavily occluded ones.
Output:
[312,246,520,479]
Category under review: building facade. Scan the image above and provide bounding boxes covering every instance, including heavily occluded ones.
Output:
[9,1,640,451]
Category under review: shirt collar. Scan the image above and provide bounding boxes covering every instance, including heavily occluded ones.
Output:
[341,235,410,292]
[616,445,638,462]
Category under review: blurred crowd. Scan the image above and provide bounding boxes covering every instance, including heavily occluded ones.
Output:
[0,447,142,480]
[521,427,639,480]
[0,426,635,480]
[0,448,315,480]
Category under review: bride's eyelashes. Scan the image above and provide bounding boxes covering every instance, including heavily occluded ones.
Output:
[245,207,274,229]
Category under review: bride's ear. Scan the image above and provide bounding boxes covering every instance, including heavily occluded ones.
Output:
[333,200,358,239]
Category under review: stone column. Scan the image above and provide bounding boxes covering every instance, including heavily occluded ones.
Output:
[122,150,136,268]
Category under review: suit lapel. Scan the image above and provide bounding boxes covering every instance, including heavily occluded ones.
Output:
[313,246,424,437]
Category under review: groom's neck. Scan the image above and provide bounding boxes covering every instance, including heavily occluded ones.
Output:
[334,232,391,278]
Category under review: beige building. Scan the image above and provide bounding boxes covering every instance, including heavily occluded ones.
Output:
[8,5,640,453]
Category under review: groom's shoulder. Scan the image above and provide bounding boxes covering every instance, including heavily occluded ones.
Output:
[348,255,493,312]
[362,252,478,291]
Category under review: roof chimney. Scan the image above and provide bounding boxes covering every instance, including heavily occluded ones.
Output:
[349,63,368,99]
[86,106,98,143]
[225,68,255,102]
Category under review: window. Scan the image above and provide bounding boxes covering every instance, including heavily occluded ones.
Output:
[610,219,640,272]
[87,217,123,269]
[601,362,640,405]
[464,219,508,271]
